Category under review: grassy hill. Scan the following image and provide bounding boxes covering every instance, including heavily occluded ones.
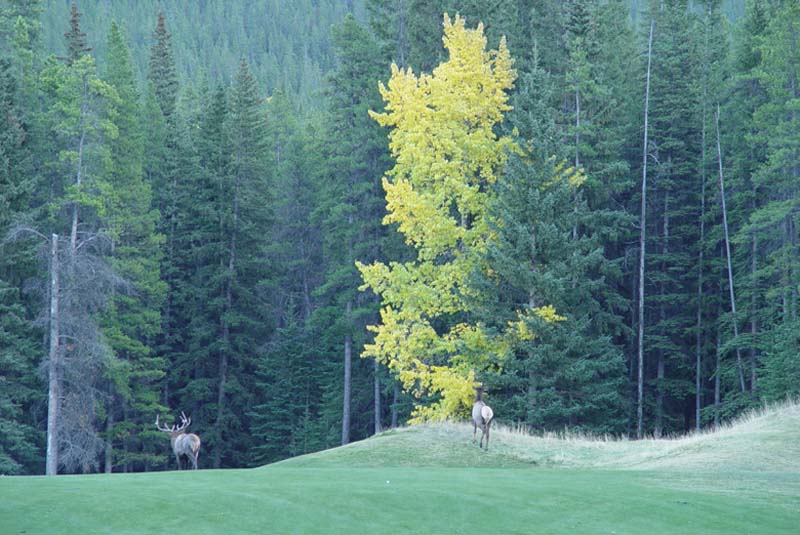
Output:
[1,403,798,534]
[283,401,800,472]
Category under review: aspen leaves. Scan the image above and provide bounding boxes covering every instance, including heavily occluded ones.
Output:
[358,14,518,422]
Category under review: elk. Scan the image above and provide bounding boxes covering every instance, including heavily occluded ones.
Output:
[472,385,494,450]
[156,411,201,470]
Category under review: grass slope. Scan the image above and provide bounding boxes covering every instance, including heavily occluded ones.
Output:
[2,403,799,535]
[284,401,800,471]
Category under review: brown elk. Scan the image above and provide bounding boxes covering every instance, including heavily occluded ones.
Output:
[472,385,494,450]
[156,411,201,470]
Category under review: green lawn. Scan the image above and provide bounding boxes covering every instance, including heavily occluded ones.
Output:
[2,403,799,534]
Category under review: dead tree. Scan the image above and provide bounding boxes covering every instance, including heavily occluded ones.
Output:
[715,104,747,393]
[6,225,119,474]
[637,18,655,440]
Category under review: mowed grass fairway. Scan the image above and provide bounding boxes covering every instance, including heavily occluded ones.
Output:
[2,403,799,535]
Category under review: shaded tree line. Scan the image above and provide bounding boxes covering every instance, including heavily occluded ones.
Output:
[0,0,797,474]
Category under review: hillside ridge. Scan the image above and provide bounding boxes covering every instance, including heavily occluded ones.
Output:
[275,401,800,471]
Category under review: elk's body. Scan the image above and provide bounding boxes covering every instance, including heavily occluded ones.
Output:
[472,386,494,449]
[156,412,201,470]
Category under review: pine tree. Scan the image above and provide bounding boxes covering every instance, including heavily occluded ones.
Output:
[99,21,166,472]
[725,0,769,406]
[209,59,270,467]
[0,0,46,476]
[0,281,42,475]
[316,15,391,444]
[61,3,90,66]
[0,57,31,235]
[484,59,627,434]
[250,313,327,464]
[746,1,800,400]
[145,12,182,433]
[636,0,703,437]
[148,11,178,124]
[34,30,120,472]
[694,0,731,429]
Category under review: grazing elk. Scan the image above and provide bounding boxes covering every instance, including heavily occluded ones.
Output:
[156,411,201,470]
[472,385,494,450]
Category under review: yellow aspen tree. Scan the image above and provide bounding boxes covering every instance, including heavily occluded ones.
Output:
[357,14,518,422]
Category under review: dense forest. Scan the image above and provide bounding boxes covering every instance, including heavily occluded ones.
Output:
[0,0,797,475]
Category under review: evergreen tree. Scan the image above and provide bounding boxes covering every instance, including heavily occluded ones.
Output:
[36,39,120,472]
[0,0,44,476]
[724,0,769,405]
[746,0,800,400]
[147,11,178,124]
[639,0,702,437]
[209,58,270,467]
[99,21,166,472]
[0,57,31,235]
[0,281,42,475]
[145,12,182,437]
[485,60,628,434]
[316,15,390,444]
[61,3,90,66]
[250,313,327,464]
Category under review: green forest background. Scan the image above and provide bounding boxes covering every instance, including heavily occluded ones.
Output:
[1,0,797,475]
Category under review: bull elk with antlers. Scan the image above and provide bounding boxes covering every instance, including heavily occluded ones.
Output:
[156,411,201,470]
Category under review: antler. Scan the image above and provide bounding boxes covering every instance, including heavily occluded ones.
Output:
[155,414,174,432]
[155,412,192,433]
[176,411,192,432]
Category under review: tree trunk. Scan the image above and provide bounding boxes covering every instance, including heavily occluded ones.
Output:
[575,86,580,171]
[214,168,241,468]
[70,100,88,253]
[572,85,580,241]
[104,407,113,474]
[714,105,746,393]
[391,382,399,428]
[396,4,408,68]
[46,233,60,476]
[655,192,669,439]
[373,359,382,435]
[714,327,721,429]
[342,299,352,445]
[637,19,655,440]
[695,78,709,432]
[750,233,758,391]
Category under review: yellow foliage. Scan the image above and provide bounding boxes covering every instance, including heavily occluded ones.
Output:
[534,305,566,323]
[359,14,518,422]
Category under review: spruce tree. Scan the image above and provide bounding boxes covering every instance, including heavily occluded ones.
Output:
[210,59,270,467]
[0,57,31,235]
[61,3,90,66]
[147,11,178,124]
[99,21,166,472]
[639,0,702,437]
[317,15,390,443]
[746,1,800,400]
[0,281,42,475]
[34,15,120,472]
[145,12,182,433]
[485,61,628,434]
